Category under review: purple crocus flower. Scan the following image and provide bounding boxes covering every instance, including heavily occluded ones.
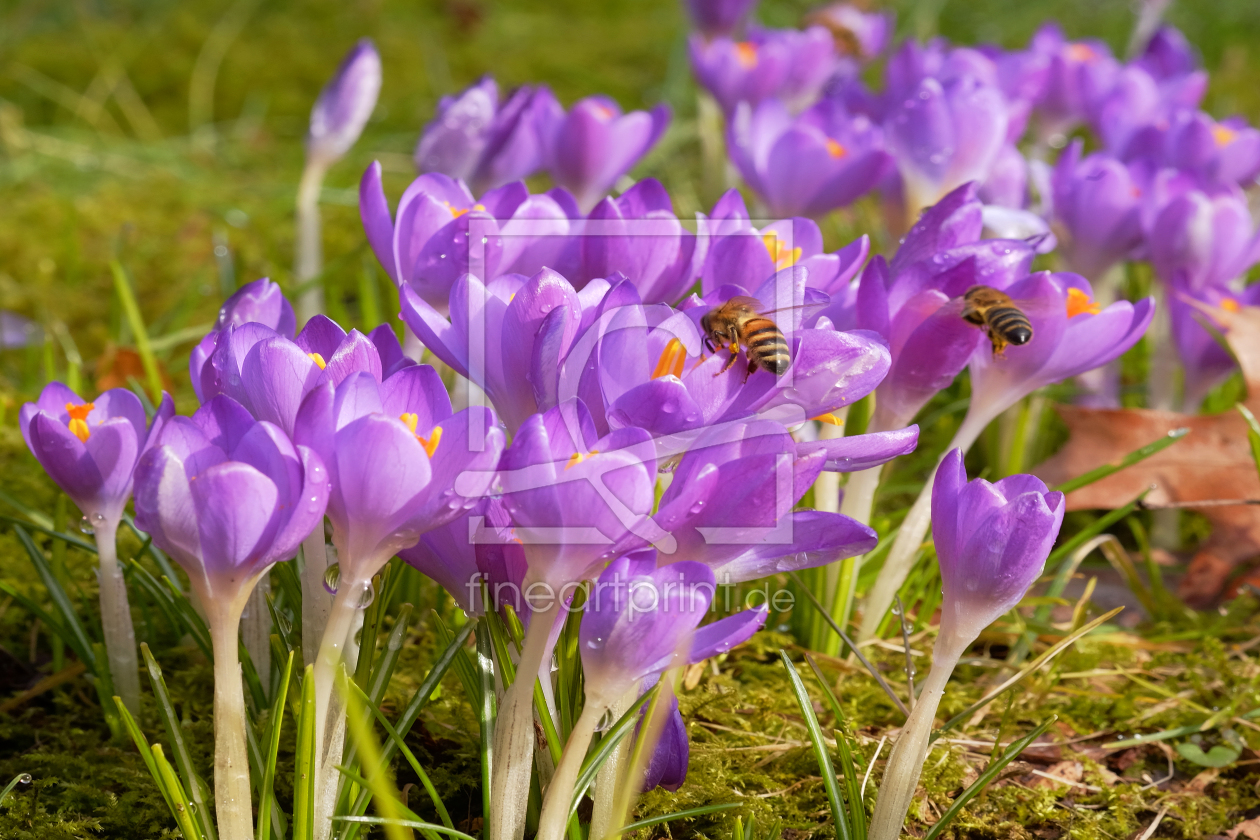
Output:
[133,395,330,840]
[1169,285,1260,410]
[684,0,759,39]
[867,450,1063,840]
[727,97,891,217]
[415,76,564,195]
[1029,24,1120,140]
[359,164,581,312]
[21,383,172,528]
[134,396,328,609]
[1148,187,1260,293]
[697,188,869,296]
[583,179,697,303]
[688,26,836,116]
[0,310,39,348]
[1126,110,1260,189]
[20,383,175,716]
[885,74,1009,215]
[548,96,671,213]
[190,278,296,402]
[1049,141,1146,280]
[307,39,382,168]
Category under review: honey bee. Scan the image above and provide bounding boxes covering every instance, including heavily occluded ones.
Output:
[961,285,1033,358]
[700,296,792,379]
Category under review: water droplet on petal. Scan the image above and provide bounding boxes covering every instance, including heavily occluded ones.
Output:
[357,580,376,609]
[324,562,341,594]
[79,515,94,535]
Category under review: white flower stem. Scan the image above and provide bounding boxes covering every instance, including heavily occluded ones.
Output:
[311,577,368,840]
[867,633,968,840]
[588,690,631,840]
[296,158,329,324]
[301,527,332,667]
[859,407,993,641]
[208,594,254,840]
[240,574,270,691]
[536,698,605,840]
[95,519,140,716]
[491,598,561,840]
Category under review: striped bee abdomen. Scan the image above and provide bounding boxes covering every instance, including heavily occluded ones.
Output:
[744,318,791,374]
[986,307,1033,345]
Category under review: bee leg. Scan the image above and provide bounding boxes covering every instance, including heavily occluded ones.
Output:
[717,348,740,376]
[743,357,758,382]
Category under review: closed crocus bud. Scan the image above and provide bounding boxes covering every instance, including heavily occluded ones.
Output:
[727,97,891,217]
[307,39,382,168]
[1050,140,1146,280]
[583,179,697,304]
[868,450,1063,840]
[1030,23,1120,139]
[548,96,671,213]
[415,75,498,183]
[885,74,1010,215]
[1149,188,1260,293]
[21,383,175,717]
[1169,285,1260,410]
[134,396,329,840]
[684,0,760,39]
[190,278,296,401]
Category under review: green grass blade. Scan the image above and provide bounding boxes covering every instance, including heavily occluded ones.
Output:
[0,580,91,667]
[475,619,497,840]
[345,676,453,829]
[109,259,165,401]
[1052,427,1188,494]
[293,664,317,840]
[153,744,206,840]
[258,651,294,840]
[780,651,851,840]
[114,696,176,818]
[141,644,218,840]
[13,524,98,669]
[808,654,866,840]
[0,773,31,807]
[128,559,212,659]
[923,717,1057,840]
[1238,404,1260,482]
[342,667,413,840]
[430,612,482,706]
[365,603,412,706]
[610,802,744,834]
[0,513,97,553]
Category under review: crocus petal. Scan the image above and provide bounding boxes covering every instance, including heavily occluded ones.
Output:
[797,426,920,472]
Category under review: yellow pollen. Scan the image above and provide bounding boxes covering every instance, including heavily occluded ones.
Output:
[762,233,802,269]
[1212,124,1237,148]
[1222,297,1242,313]
[812,413,844,427]
[400,413,442,457]
[308,352,327,370]
[565,449,599,470]
[651,338,688,380]
[65,402,94,443]
[445,201,469,219]
[735,41,758,68]
[1065,287,1101,318]
[825,138,848,159]
[1067,43,1096,62]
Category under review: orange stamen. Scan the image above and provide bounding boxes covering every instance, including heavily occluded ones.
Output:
[735,41,758,69]
[400,413,443,457]
[565,450,599,470]
[812,413,844,427]
[65,402,94,443]
[1222,297,1242,313]
[592,105,615,120]
[762,233,802,269]
[825,138,847,159]
[1066,43,1096,62]
[1065,287,1102,318]
[1212,123,1237,148]
[308,352,327,369]
[651,338,687,380]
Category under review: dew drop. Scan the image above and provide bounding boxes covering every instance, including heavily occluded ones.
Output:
[595,707,618,732]
[79,515,94,535]
[324,562,341,594]
[17,773,31,785]
[93,513,105,523]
